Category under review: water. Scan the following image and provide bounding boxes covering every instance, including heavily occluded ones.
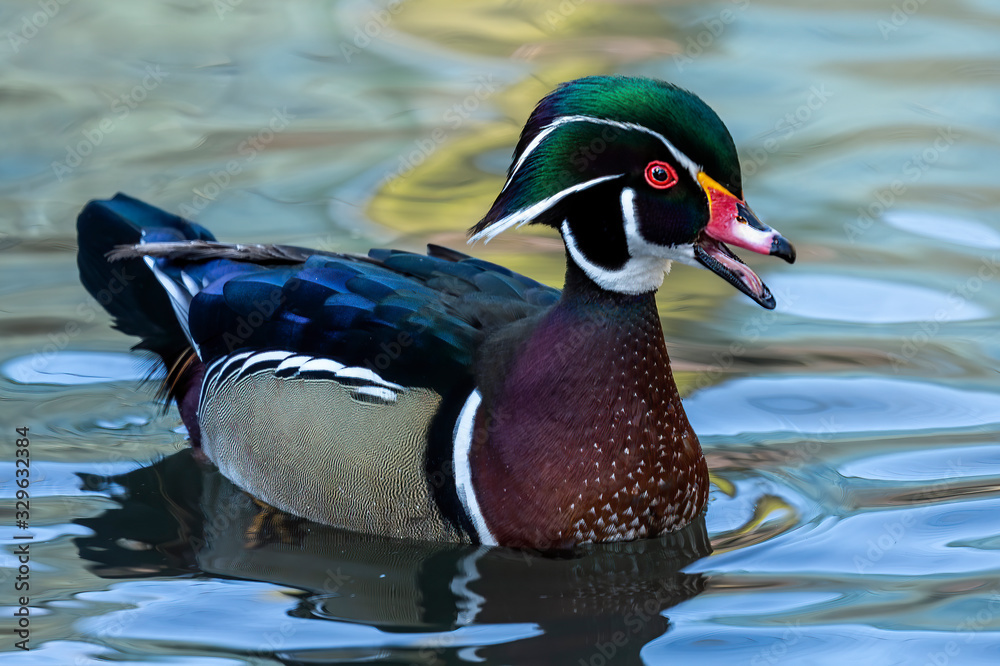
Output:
[3,0,1000,663]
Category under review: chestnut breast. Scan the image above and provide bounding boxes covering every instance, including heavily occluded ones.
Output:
[470,293,709,549]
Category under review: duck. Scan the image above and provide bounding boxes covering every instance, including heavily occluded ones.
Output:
[77,75,794,550]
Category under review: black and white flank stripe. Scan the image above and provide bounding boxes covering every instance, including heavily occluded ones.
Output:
[199,350,406,414]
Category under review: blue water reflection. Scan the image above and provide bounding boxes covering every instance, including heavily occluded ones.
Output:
[3,0,1000,663]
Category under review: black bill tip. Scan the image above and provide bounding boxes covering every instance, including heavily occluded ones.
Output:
[770,236,796,264]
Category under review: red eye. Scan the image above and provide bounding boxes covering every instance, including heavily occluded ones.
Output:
[644,161,678,189]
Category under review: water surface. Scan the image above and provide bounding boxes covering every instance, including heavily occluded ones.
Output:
[2,0,1000,663]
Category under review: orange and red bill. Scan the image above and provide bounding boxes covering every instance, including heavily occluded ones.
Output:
[695,173,795,309]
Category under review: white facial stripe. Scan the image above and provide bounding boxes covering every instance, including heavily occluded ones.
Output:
[620,187,698,264]
[469,173,622,244]
[621,187,642,252]
[503,115,702,192]
[558,187,705,295]
[561,218,670,295]
[453,389,497,546]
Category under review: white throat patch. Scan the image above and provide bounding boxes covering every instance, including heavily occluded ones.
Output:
[561,187,697,295]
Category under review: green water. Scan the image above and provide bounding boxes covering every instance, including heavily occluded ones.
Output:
[3,0,1000,663]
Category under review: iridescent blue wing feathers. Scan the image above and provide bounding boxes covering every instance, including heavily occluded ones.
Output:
[78,194,560,393]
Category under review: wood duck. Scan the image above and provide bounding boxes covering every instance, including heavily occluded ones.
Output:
[77,75,794,550]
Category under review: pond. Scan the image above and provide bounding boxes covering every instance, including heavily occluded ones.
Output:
[2,0,1000,663]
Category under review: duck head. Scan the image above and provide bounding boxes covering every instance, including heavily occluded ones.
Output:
[469,76,795,308]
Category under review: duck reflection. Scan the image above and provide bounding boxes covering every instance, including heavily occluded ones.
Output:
[74,450,710,664]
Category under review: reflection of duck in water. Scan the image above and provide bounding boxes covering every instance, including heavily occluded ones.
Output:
[75,450,710,663]
[77,76,794,549]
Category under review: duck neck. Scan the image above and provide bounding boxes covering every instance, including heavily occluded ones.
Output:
[468,258,708,548]
[561,255,658,312]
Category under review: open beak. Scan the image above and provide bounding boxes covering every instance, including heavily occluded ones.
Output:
[693,173,795,310]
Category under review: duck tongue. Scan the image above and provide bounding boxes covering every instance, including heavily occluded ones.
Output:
[694,237,774,309]
[694,182,795,309]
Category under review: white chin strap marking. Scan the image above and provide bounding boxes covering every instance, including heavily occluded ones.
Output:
[621,187,698,265]
[561,187,696,295]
